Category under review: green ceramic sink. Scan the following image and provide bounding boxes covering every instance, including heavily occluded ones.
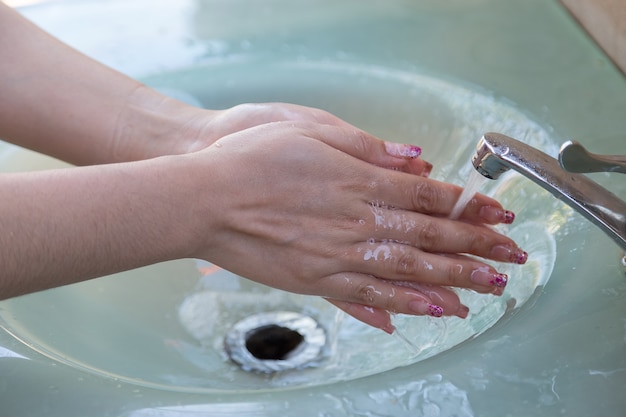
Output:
[1,1,625,416]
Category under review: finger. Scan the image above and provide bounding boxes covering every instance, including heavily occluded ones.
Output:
[385,157,433,178]
[325,299,395,334]
[295,109,433,178]
[407,157,433,177]
[349,240,513,294]
[364,206,528,264]
[297,122,425,171]
[384,282,470,318]
[320,272,467,320]
[325,284,469,333]
[369,171,516,226]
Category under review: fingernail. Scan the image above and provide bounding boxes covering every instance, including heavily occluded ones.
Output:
[492,287,505,296]
[491,245,528,264]
[479,206,516,224]
[382,322,396,335]
[384,142,422,159]
[455,305,470,319]
[420,161,433,177]
[503,210,515,224]
[514,250,529,264]
[408,300,444,317]
[470,268,508,287]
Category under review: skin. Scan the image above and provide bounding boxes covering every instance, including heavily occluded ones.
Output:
[0,3,526,333]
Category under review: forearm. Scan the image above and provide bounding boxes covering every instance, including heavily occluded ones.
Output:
[0,3,204,165]
[0,154,203,299]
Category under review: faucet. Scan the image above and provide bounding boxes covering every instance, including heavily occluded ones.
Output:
[472,132,626,250]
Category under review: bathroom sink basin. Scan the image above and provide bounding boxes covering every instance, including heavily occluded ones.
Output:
[1,0,625,416]
[0,58,559,394]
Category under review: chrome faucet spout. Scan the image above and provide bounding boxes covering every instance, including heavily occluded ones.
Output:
[472,132,626,250]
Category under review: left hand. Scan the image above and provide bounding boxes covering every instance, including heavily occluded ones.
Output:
[164,101,433,177]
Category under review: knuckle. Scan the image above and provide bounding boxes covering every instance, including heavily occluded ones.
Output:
[468,231,490,253]
[350,129,373,156]
[382,297,402,314]
[443,262,465,286]
[412,182,443,213]
[416,222,443,249]
[355,281,378,304]
[353,280,398,313]
[395,253,419,276]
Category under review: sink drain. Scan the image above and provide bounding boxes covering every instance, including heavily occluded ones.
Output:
[224,311,326,373]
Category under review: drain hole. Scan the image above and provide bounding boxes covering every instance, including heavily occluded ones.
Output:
[245,325,304,360]
[224,311,327,373]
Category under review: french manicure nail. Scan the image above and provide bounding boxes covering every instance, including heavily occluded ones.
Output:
[502,210,515,224]
[384,142,422,159]
[470,268,508,288]
[512,250,528,264]
[382,322,396,335]
[455,305,470,319]
[479,206,516,224]
[492,287,505,297]
[408,300,444,317]
[491,245,529,265]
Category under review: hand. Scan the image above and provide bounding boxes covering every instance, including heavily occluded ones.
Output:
[163,101,432,177]
[0,2,522,331]
[186,120,526,332]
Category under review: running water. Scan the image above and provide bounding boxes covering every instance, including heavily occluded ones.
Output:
[392,319,443,358]
[449,169,487,220]
[390,167,484,357]
[327,308,345,357]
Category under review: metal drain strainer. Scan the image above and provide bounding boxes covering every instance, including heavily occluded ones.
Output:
[224,311,326,373]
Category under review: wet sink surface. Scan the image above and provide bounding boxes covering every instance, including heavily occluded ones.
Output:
[0,59,560,394]
[1,0,626,416]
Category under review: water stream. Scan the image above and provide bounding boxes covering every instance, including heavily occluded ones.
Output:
[449,169,487,220]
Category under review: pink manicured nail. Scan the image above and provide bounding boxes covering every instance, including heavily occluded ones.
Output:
[492,287,505,297]
[420,161,433,177]
[384,142,422,159]
[491,245,528,264]
[455,305,470,319]
[479,206,516,224]
[512,250,528,264]
[503,210,515,224]
[408,300,443,317]
[470,268,508,288]
[381,322,396,335]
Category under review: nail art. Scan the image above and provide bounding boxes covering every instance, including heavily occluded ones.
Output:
[406,145,422,159]
[479,206,517,225]
[491,245,529,264]
[429,304,444,317]
[491,273,508,287]
[408,299,443,317]
[470,269,508,288]
[512,250,529,264]
[384,142,422,159]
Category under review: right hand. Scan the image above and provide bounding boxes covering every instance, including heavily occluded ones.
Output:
[184,120,525,332]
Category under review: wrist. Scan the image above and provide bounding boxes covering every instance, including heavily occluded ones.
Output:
[157,150,226,260]
[111,85,219,162]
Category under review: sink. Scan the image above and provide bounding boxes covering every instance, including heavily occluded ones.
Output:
[0,58,559,394]
[1,0,625,416]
